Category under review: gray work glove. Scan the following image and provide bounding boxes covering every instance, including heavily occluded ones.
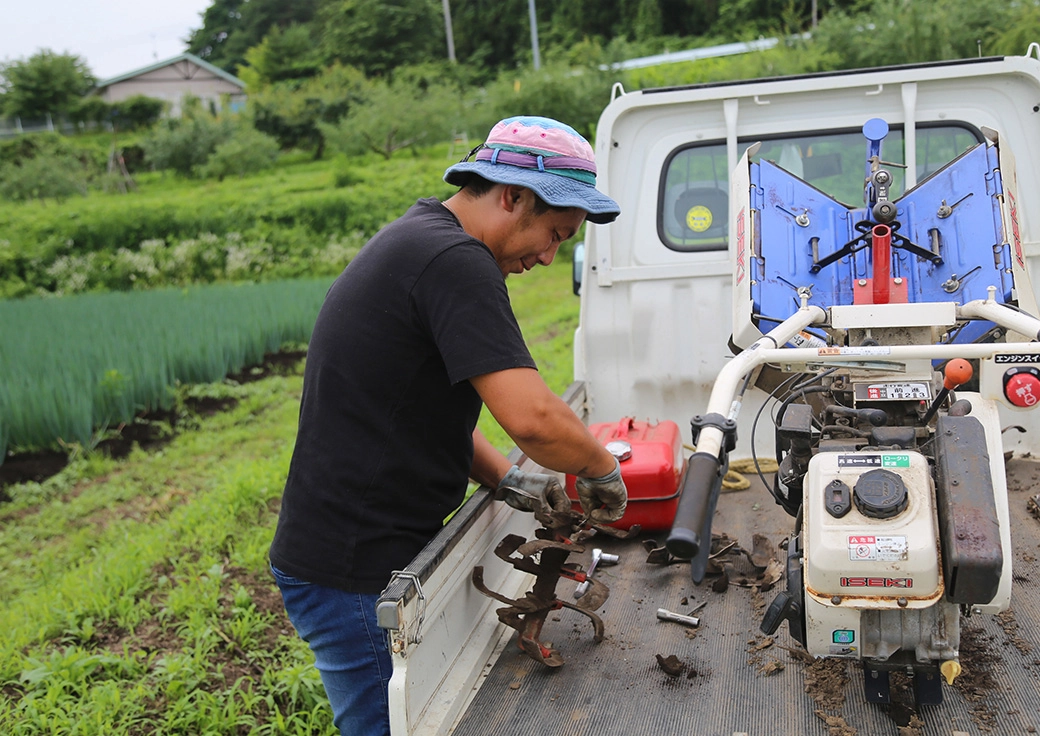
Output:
[495,466,571,514]
[575,458,628,523]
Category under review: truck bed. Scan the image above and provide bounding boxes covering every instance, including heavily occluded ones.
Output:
[449,459,1040,736]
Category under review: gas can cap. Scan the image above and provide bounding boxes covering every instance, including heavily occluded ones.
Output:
[853,468,908,519]
[605,440,633,462]
[1003,366,1040,408]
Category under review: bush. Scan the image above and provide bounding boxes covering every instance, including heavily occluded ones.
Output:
[199,127,280,180]
[70,96,113,126]
[142,106,234,176]
[0,153,89,202]
[112,95,166,131]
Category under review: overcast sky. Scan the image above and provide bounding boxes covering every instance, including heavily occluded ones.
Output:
[0,0,214,80]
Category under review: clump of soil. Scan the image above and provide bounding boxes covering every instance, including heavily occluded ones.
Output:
[881,672,921,732]
[955,626,1001,732]
[803,656,850,711]
[655,653,685,677]
[996,609,1033,655]
[815,710,857,736]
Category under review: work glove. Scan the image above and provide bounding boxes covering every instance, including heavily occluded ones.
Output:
[575,458,628,523]
[495,466,571,515]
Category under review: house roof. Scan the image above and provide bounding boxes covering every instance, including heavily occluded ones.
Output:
[96,52,245,90]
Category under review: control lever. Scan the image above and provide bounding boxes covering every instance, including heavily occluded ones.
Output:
[922,359,973,424]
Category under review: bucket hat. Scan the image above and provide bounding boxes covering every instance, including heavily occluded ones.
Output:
[444,116,620,224]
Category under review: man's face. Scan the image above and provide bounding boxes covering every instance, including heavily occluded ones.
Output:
[496,201,586,277]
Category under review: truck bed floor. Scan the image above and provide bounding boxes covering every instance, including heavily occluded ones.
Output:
[452,460,1040,736]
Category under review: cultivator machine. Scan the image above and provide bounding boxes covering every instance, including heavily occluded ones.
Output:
[666,118,1040,705]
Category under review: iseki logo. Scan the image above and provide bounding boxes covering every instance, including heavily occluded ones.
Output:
[839,577,913,588]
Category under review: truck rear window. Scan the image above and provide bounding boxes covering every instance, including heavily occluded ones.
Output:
[659,123,983,252]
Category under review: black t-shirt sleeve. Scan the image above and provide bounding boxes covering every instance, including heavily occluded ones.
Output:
[412,241,536,384]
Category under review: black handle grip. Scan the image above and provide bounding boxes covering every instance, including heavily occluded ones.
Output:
[666,452,722,560]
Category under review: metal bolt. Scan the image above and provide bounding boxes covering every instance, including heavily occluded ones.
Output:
[831,595,842,605]
[897,597,908,608]
[858,279,868,287]
[893,277,903,285]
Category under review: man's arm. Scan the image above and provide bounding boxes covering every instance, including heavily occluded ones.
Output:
[469,367,616,479]
[469,427,513,488]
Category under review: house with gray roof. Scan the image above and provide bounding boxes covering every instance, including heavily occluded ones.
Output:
[95,52,246,116]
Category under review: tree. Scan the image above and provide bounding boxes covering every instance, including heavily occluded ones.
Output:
[470,56,615,142]
[0,50,95,120]
[320,71,461,158]
[812,0,1014,70]
[988,3,1040,56]
[249,64,368,159]
[237,23,324,88]
[439,0,532,75]
[186,0,318,73]
[319,0,443,76]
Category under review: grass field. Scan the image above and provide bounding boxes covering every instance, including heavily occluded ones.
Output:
[0,262,579,734]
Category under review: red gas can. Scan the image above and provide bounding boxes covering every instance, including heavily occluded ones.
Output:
[565,417,685,531]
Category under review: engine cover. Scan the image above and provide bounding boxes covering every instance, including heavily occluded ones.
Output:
[804,451,942,605]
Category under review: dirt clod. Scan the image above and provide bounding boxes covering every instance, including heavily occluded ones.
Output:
[655,653,685,677]
[814,709,857,736]
[803,657,849,711]
[955,626,1001,732]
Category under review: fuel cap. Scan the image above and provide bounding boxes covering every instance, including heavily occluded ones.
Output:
[853,468,908,519]
[605,440,633,462]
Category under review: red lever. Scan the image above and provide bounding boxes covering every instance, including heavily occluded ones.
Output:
[923,359,974,424]
[943,359,973,390]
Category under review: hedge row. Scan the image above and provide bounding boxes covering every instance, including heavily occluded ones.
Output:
[0,153,456,297]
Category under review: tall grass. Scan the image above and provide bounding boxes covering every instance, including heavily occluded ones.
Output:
[0,279,332,456]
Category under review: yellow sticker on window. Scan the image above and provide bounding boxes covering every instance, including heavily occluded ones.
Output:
[686,205,713,232]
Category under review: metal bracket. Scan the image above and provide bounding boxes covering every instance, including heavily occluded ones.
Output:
[387,569,426,645]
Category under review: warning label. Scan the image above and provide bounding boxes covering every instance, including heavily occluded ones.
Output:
[848,535,908,561]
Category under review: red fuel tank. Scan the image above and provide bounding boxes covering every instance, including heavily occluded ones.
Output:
[566,417,686,531]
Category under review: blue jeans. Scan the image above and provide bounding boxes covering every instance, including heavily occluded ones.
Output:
[271,565,393,736]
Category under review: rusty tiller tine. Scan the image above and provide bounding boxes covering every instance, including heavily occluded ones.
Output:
[556,598,606,642]
[568,576,610,612]
[471,567,526,608]
[493,534,526,561]
[516,538,583,557]
[588,522,641,539]
[518,635,565,668]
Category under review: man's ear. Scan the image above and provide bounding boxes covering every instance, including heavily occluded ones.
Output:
[500,184,530,214]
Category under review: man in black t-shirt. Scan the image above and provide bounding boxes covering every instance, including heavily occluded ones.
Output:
[269,116,628,736]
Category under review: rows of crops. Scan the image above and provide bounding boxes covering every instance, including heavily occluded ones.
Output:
[0,279,333,459]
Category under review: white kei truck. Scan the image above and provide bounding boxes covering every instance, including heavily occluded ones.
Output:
[376,46,1040,735]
